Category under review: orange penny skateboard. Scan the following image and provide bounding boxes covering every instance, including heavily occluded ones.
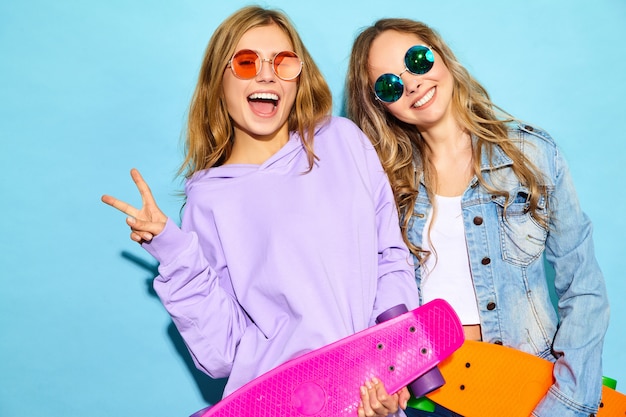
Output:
[424,340,626,416]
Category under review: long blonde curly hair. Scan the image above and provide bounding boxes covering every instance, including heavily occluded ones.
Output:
[346,18,546,261]
[180,6,332,178]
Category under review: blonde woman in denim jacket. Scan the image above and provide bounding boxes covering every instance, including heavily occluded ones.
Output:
[346,18,609,417]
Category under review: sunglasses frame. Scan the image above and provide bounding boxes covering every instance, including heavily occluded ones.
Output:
[373,45,435,103]
[227,49,303,81]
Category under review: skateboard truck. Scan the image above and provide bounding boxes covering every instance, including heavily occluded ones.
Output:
[376,304,446,398]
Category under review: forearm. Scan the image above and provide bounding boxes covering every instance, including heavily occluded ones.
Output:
[145,218,249,378]
[373,177,420,321]
[535,152,610,415]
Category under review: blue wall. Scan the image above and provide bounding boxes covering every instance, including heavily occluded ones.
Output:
[1,1,624,415]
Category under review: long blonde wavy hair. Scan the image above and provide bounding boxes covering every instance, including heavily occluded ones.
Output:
[180,6,332,178]
[346,18,546,261]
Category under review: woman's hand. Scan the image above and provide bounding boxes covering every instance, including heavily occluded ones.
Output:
[101,168,167,243]
[358,377,410,417]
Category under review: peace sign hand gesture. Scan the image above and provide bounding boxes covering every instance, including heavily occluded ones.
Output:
[101,168,168,244]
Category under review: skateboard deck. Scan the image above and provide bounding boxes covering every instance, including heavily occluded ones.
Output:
[192,299,464,417]
[426,340,626,417]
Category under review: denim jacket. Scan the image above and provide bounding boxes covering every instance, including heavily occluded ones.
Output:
[407,123,609,417]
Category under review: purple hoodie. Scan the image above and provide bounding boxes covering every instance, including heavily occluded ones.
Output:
[144,116,419,396]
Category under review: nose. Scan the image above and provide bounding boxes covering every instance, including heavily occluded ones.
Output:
[256,58,276,82]
[400,71,422,96]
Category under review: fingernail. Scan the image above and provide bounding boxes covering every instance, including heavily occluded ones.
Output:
[360,386,367,395]
[127,217,136,224]
[365,380,372,389]
[372,377,379,385]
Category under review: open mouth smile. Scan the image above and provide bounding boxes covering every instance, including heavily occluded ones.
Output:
[412,87,435,108]
[248,92,279,115]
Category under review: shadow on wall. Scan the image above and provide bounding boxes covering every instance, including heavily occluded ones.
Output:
[122,250,228,406]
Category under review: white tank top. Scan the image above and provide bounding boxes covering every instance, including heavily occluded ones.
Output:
[421,195,480,325]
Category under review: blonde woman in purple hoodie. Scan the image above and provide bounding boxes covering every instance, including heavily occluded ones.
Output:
[102,6,420,417]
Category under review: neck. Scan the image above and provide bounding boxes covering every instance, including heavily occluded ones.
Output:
[419,119,470,158]
[226,124,290,165]
[418,122,474,197]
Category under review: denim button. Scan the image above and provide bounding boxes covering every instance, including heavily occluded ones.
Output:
[494,340,503,345]
[481,257,491,265]
[487,302,496,310]
[473,216,483,225]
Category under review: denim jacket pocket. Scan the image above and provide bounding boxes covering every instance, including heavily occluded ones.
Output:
[494,190,548,266]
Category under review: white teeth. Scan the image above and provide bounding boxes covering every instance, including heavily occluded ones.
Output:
[413,88,435,107]
[248,92,279,100]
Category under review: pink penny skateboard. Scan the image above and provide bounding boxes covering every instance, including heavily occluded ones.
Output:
[191,299,464,417]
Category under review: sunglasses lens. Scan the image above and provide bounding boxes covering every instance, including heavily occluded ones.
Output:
[374,74,404,103]
[231,50,260,79]
[405,45,434,75]
[273,51,302,80]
